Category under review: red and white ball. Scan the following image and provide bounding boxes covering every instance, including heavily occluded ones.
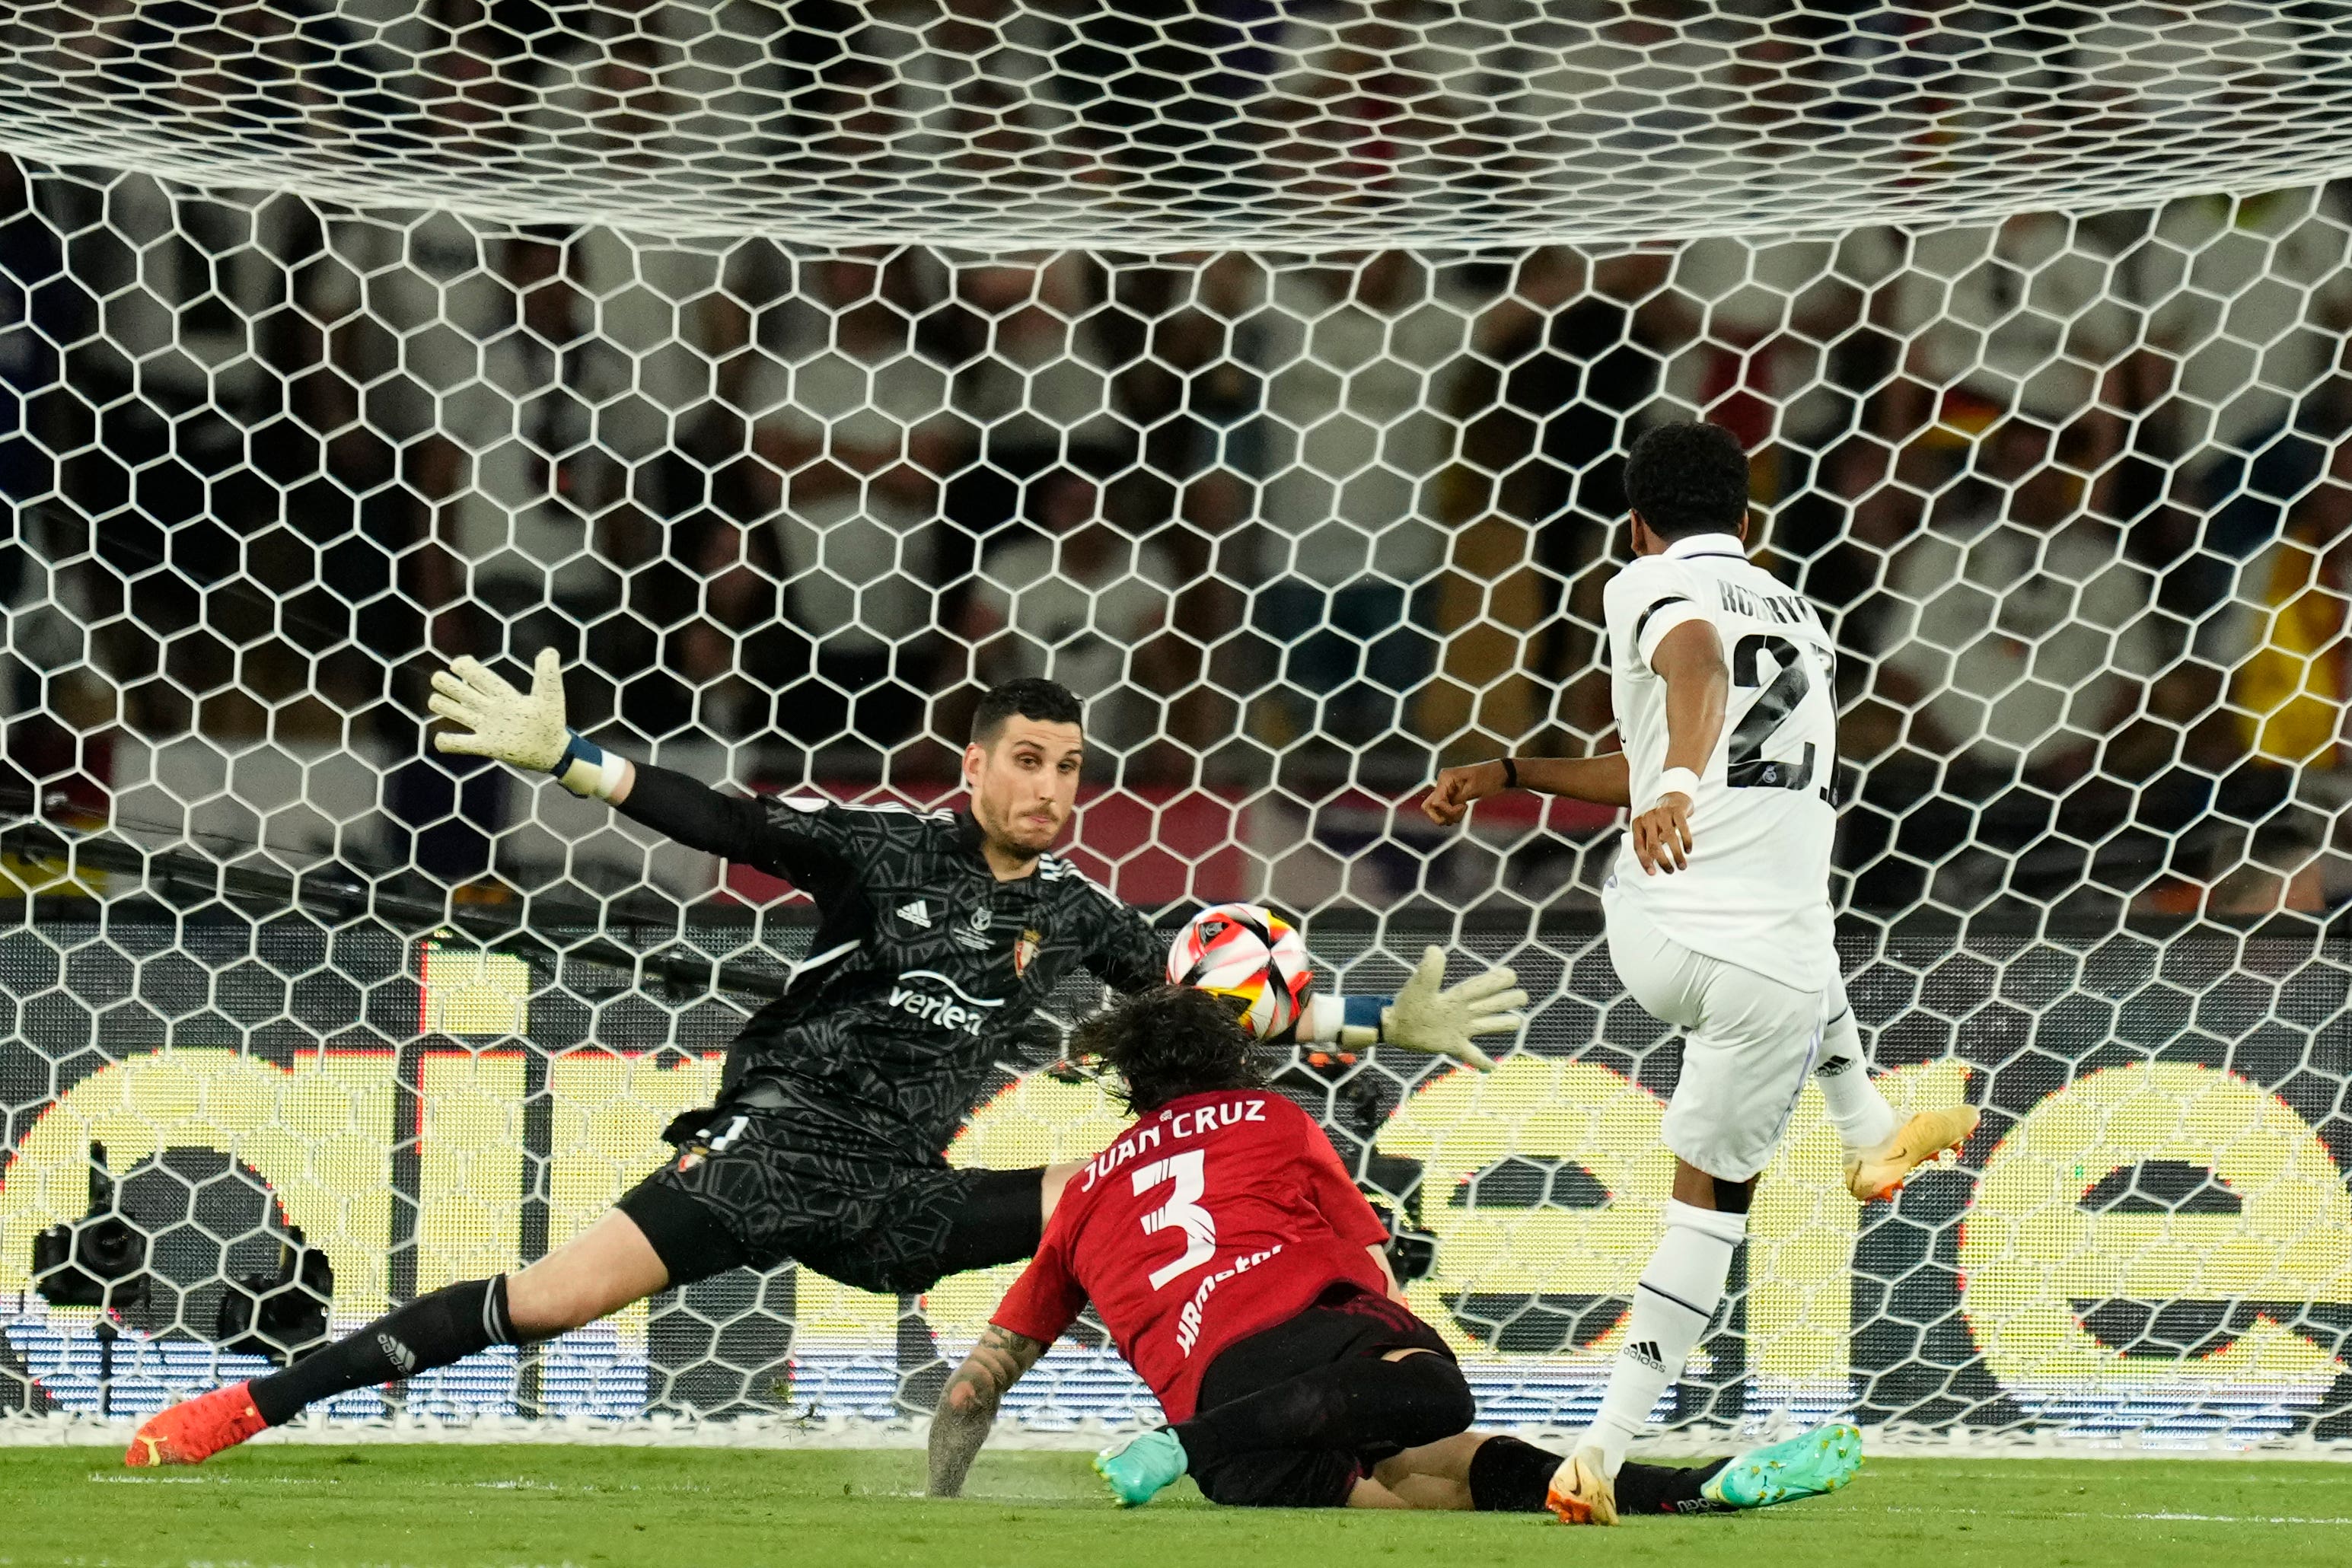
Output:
[1166,902,1315,1041]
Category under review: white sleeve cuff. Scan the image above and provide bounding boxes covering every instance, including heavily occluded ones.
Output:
[1301,993,1346,1043]
[552,735,628,801]
[1299,993,1384,1049]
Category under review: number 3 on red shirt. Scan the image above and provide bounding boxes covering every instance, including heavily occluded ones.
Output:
[1135,1149,1216,1289]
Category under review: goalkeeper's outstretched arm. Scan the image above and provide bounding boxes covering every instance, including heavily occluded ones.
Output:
[1080,878,1526,1074]
[1293,946,1526,1073]
[427,649,856,890]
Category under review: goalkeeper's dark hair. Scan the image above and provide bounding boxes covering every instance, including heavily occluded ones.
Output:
[971,677,1084,746]
[1624,420,1751,540]
[1076,985,1269,1114]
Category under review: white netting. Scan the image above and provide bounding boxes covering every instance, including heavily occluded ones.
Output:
[0,3,2350,250]
[2,8,2351,1452]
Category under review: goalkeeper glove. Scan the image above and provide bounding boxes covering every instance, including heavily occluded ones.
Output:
[1369,947,1526,1072]
[428,649,625,800]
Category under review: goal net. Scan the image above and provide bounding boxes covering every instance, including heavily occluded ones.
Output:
[2,2,2350,1452]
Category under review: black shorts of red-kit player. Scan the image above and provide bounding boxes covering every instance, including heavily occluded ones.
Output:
[615,1127,1044,1295]
[1175,1283,1466,1508]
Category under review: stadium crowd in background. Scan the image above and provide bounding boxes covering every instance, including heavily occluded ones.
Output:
[0,3,2349,920]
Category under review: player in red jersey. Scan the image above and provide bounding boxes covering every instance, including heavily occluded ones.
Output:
[926,986,1863,1519]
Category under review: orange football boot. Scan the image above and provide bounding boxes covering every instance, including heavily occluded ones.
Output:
[1845,1106,1981,1202]
[125,1382,268,1467]
[1545,1445,1619,1525]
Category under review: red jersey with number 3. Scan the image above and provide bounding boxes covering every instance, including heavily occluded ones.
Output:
[990,1088,1393,1421]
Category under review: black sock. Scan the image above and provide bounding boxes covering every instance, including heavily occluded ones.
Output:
[1172,1352,1473,1473]
[1466,1434,1561,1511]
[1616,1457,1733,1516]
[249,1276,516,1426]
[1464,1438,1732,1515]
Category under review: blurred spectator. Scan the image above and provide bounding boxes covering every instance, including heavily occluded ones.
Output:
[0,156,105,817]
[1867,425,2156,771]
[670,512,788,748]
[957,469,1181,767]
[734,252,960,477]
[722,250,967,762]
[1660,228,1906,471]
[951,257,1122,468]
[1879,209,2143,445]
[773,453,948,754]
[2143,186,2352,569]
[2154,438,2352,913]
[862,0,1101,187]
[327,216,579,884]
[1860,420,2169,904]
[1245,252,1475,753]
[2230,486,2352,776]
[1426,248,1672,754]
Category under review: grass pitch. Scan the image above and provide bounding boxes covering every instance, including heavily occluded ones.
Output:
[5,1445,2348,1568]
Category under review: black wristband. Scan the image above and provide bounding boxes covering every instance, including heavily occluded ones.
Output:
[1499,757,1518,790]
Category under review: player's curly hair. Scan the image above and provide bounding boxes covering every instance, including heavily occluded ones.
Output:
[1075,985,1269,1114]
[1624,420,1751,540]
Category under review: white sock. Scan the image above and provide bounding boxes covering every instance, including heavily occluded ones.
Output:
[1583,1199,1747,1475]
[1814,991,1899,1154]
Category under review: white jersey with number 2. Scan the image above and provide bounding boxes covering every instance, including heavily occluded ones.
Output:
[1602,531,1838,992]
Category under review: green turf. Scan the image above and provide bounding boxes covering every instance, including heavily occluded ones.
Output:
[4,1445,2347,1568]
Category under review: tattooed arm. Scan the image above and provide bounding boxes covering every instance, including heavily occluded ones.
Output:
[927,1324,1049,1498]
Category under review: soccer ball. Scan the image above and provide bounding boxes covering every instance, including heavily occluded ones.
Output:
[1165,903,1315,1041]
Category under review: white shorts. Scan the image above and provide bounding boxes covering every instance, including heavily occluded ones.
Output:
[1605,891,1826,1182]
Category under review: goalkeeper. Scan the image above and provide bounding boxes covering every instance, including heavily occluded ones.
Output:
[128,662,1524,1466]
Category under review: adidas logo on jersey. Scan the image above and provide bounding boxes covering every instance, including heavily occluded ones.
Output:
[895,900,932,929]
[1627,1339,1665,1372]
[378,1332,418,1375]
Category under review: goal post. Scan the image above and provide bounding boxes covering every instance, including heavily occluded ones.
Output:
[2,4,2350,1450]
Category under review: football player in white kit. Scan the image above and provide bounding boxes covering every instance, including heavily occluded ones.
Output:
[1423,422,1978,1524]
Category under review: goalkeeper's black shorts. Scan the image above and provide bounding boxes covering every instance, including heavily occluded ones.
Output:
[614,1103,1044,1294]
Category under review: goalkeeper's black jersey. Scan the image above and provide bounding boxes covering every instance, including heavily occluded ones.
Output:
[619,766,1167,1160]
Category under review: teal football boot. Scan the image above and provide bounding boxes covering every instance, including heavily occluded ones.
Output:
[1093,1428,1190,1508]
[1702,1423,1864,1509]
